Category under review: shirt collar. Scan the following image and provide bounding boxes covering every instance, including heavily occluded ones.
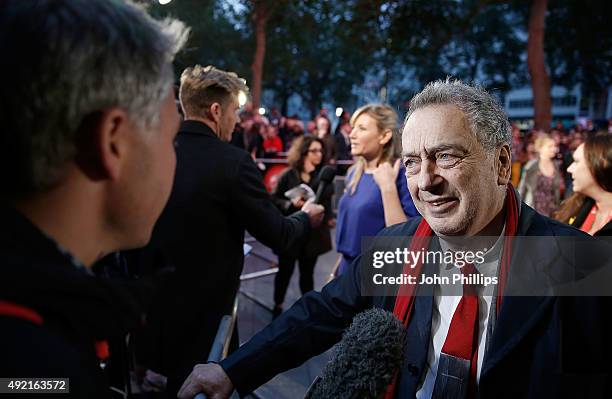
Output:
[438,223,506,277]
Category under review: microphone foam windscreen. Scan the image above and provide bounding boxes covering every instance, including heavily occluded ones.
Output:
[306,307,406,399]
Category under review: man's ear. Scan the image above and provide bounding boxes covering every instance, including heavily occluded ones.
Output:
[207,102,222,124]
[75,107,131,182]
[496,144,512,185]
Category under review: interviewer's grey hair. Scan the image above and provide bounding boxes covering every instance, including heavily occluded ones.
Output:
[0,0,189,197]
[404,78,511,153]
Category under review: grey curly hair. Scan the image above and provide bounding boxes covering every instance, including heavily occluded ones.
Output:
[404,78,511,153]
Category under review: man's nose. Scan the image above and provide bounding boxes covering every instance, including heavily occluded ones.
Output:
[417,159,441,191]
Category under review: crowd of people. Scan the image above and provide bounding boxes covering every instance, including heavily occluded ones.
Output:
[229,105,353,171]
[229,95,610,207]
[1,2,611,399]
[512,124,611,233]
[233,102,611,236]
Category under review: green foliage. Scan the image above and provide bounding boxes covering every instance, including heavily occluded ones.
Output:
[544,0,612,96]
[148,0,250,82]
[439,2,527,91]
[508,0,611,96]
[150,0,610,114]
[262,0,377,115]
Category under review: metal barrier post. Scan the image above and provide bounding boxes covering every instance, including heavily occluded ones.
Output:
[193,298,239,399]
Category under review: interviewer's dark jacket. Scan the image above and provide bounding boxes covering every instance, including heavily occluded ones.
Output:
[0,206,145,399]
[136,120,311,396]
[220,203,612,398]
[271,167,332,258]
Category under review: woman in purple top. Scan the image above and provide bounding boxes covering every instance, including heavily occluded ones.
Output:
[332,104,419,276]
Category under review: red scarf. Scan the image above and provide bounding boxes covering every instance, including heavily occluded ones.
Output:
[383,184,519,399]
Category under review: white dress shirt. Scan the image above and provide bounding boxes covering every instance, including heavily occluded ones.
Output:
[416,228,506,399]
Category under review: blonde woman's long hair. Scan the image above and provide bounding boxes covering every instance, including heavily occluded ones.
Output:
[346,104,401,195]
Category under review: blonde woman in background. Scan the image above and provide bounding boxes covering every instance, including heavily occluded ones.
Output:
[331,104,418,276]
[518,135,562,217]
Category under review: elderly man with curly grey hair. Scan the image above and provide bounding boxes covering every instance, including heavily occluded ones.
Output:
[179,79,611,399]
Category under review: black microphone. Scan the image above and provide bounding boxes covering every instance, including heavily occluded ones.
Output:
[314,166,336,204]
[305,308,406,399]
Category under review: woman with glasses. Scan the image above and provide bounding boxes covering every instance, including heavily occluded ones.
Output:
[271,136,333,317]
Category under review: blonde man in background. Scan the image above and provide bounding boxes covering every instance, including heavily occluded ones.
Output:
[135,65,324,396]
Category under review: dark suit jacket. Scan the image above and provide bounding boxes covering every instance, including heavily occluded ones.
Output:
[136,121,311,395]
[333,131,351,161]
[220,203,612,398]
[333,132,351,174]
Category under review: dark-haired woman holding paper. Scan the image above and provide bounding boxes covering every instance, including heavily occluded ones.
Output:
[271,136,333,317]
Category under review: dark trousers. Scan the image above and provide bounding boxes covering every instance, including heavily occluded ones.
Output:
[274,254,318,305]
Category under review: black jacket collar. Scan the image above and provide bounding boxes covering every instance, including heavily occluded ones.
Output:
[0,205,143,339]
[180,119,219,139]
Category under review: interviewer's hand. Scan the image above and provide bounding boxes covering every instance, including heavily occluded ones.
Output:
[177,363,233,399]
[291,196,306,208]
[302,202,324,228]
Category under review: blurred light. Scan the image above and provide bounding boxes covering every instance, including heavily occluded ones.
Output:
[335,107,343,117]
[158,0,172,4]
[238,91,247,107]
[258,107,266,115]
